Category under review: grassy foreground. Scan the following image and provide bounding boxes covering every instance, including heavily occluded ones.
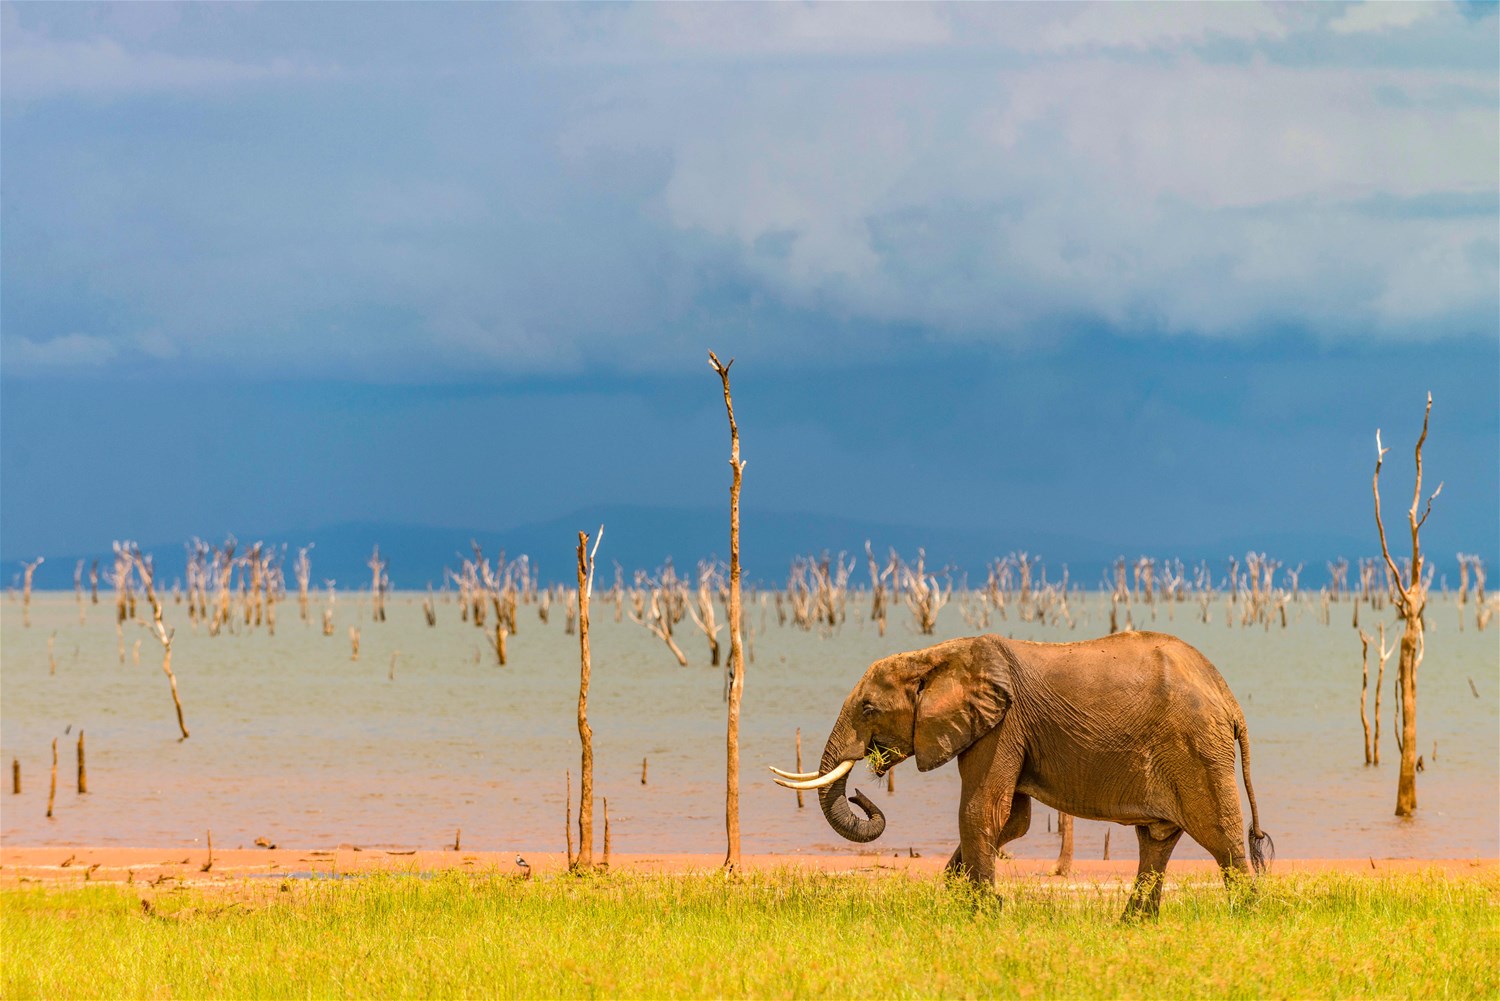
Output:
[3,868,1495,999]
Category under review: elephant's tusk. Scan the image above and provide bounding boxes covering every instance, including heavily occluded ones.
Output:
[772,759,854,790]
[768,766,822,781]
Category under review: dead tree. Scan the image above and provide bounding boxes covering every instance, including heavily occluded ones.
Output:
[368,546,387,622]
[574,528,602,870]
[866,541,892,636]
[629,567,689,666]
[709,350,746,872]
[132,548,189,740]
[687,561,725,666]
[322,581,337,636]
[209,538,237,636]
[1358,629,1374,764]
[295,545,314,623]
[898,549,950,634]
[1372,394,1440,817]
[1373,622,1394,765]
[1054,812,1074,876]
[20,558,42,628]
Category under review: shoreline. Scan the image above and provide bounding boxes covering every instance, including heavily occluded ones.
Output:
[3,846,1494,886]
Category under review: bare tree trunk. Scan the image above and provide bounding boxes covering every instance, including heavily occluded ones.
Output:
[1054,812,1074,876]
[710,351,745,872]
[602,797,611,871]
[794,728,804,810]
[565,770,574,869]
[1374,622,1392,766]
[21,558,42,628]
[574,529,600,870]
[1358,630,1373,765]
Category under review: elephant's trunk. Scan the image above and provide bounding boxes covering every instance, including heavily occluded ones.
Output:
[817,710,886,843]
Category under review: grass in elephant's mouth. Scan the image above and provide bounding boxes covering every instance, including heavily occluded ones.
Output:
[865,742,901,774]
[4,868,1495,999]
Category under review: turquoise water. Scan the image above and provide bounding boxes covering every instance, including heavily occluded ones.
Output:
[2,591,1495,860]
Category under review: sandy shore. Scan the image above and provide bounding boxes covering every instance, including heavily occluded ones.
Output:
[3,846,1494,887]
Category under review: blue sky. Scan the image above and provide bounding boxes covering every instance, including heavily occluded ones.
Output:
[2,2,1497,576]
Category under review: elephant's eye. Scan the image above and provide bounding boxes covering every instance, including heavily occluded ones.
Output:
[860,701,878,717]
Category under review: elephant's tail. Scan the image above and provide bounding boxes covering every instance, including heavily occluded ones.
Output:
[1236,716,1274,875]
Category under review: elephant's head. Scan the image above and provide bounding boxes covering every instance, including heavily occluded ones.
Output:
[775,635,1016,843]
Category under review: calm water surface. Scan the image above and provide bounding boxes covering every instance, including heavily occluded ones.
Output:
[2,592,1495,860]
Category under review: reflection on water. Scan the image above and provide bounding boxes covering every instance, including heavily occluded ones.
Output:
[2,593,1496,860]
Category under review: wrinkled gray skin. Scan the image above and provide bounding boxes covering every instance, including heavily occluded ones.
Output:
[816,631,1270,917]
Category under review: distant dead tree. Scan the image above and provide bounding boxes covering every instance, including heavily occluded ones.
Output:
[209,537,237,636]
[630,565,689,666]
[687,560,725,666]
[1326,558,1349,602]
[784,558,814,630]
[1372,394,1441,818]
[1456,554,1490,631]
[322,581,337,636]
[73,560,85,624]
[809,552,853,629]
[471,544,520,666]
[89,559,99,605]
[20,558,42,627]
[131,547,189,740]
[109,543,134,625]
[368,546,387,622]
[866,541,892,635]
[1193,561,1215,623]
[294,545,314,623]
[898,549,949,635]
[708,349,746,872]
[958,589,991,631]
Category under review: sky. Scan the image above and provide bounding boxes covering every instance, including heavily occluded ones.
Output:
[2,2,1497,582]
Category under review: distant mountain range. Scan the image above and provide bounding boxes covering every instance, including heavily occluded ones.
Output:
[7,504,1387,592]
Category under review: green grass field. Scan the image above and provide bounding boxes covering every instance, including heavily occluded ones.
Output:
[3,868,1495,999]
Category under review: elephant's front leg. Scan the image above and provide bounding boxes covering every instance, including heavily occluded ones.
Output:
[953,724,1026,887]
[944,793,1030,875]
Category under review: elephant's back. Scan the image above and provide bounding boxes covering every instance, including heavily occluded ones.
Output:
[1011,631,1240,721]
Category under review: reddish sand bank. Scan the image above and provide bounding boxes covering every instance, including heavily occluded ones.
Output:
[2,846,1494,887]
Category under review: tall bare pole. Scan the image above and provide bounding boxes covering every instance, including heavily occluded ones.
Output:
[709,350,745,871]
[575,531,594,869]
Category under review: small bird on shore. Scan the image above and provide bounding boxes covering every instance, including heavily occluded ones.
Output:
[515,854,531,879]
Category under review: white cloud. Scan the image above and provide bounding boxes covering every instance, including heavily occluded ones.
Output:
[1329,2,1442,36]
[567,51,1496,343]
[1,17,333,103]
[1,1,1495,379]
[1023,3,1291,53]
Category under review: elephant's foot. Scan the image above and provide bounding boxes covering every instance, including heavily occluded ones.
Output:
[1121,873,1165,921]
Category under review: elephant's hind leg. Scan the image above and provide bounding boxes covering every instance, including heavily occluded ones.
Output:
[1123,824,1182,919]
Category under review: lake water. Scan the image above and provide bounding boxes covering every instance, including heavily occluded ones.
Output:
[2,591,1496,861]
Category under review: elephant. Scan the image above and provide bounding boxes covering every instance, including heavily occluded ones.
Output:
[773,631,1271,917]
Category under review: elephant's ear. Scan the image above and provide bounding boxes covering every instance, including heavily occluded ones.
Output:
[913,636,1015,771]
